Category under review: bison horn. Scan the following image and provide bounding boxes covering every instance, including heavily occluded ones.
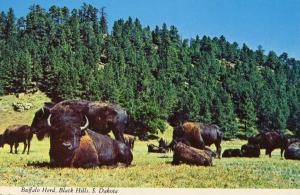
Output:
[80,116,89,130]
[47,114,52,127]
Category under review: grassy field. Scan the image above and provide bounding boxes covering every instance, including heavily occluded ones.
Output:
[0,92,299,188]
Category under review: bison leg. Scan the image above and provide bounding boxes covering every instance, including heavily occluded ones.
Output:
[14,142,19,154]
[22,141,27,154]
[27,139,31,155]
[280,149,283,158]
[215,143,222,159]
[9,144,13,153]
[266,148,272,158]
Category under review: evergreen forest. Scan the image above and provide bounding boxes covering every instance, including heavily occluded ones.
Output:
[0,4,299,138]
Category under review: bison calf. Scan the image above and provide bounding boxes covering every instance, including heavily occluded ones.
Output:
[284,142,300,160]
[241,144,260,157]
[0,125,33,154]
[222,149,242,158]
[172,142,212,166]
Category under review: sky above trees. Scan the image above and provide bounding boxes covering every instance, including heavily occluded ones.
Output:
[1,0,299,59]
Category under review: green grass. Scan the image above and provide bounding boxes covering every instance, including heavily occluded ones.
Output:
[0,92,299,188]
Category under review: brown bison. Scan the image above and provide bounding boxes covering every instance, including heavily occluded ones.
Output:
[284,142,300,160]
[47,111,133,167]
[170,122,224,158]
[0,125,33,154]
[281,137,299,157]
[248,131,284,157]
[222,149,243,158]
[147,144,168,153]
[172,142,212,166]
[241,144,260,157]
[31,100,128,143]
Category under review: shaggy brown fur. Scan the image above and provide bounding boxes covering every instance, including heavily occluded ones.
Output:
[50,129,133,168]
[31,100,128,143]
[170,122,224,158]
[172,142,212,166]
[248,131,284,157]
[0,125,33,154]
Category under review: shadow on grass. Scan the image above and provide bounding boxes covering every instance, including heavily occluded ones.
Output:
[27,161,52,168]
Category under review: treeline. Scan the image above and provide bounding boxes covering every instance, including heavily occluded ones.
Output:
[0,4,299,138]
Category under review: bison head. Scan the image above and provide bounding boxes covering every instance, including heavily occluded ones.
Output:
[47,114,89,152]
[31,107,51,140]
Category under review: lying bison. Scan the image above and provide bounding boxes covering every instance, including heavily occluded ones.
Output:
[47,113,132,168]
[281,137,299,157]
[222,149,242,158]
[241,144,260,157]
[284,142,300,160]
[0,125,33,154]
[172,142,212,166]
[248,131,283,157]
[170,122,224,158]
[31,100,128,143]
[147,144,168,153]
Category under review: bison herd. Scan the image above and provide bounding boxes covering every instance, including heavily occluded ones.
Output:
[0,100,300,169]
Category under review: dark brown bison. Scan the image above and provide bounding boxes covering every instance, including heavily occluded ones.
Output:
[31,100,128,143]
[248,131,284,157]
[147,144,168,153]
[48,113,132,168]
[284,142,300,160]
[170,122,224,158]
[31,106,53,140]
[172,142,212,166]
[281,137,299,157]
[124,134,135,150]
[0,125,33,154]
[222,149,242,158]
[241,144,260,157]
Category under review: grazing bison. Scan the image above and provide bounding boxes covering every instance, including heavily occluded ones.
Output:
[241,144,260,157]
[124,134,135,150]
[170,122,224,158]
[172,142,212,166]
[147,144,168,153]
[0,125,33,154]
[31,100,128,143]
[248,131,284,157]
[222,149,242,158]
[284,142,300,160]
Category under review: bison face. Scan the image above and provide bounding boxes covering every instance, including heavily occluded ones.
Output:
[31,107,51,140]
[48,114,89,152]
[51,125,82,152]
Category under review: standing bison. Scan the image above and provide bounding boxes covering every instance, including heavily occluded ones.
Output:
[31,100,128,143]
[170,122,224,158]
[0,125,33,154]
[46,104,132,167]
[248,131,284,157]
